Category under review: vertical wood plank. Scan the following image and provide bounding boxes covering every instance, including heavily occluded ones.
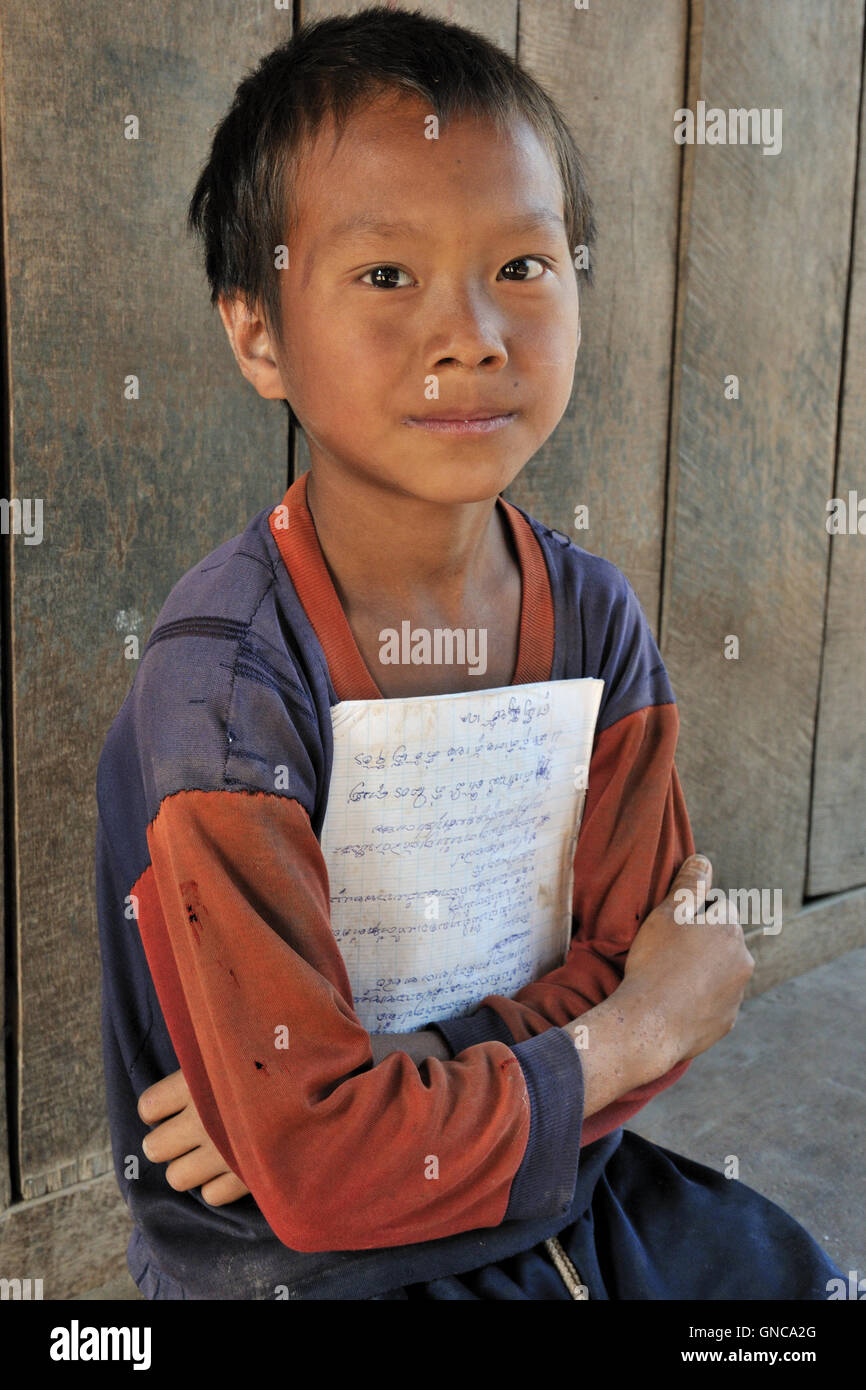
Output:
[0,1,289,1197]
[661,0,863,920]
[513,0,686,624]
[0,11,10,1214]
[0,626,8,1213]
[808,34,866,895]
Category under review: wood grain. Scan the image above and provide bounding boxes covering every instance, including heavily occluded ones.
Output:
[0,0,289,1199]
[0,1170,133,1300]
[659,0,863,915]
[808,20,866,894]
[510,0,685,626]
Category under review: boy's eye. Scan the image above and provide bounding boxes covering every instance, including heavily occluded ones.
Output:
[359,265,413,289]
[357,257,550,289]
[499,257,548,282]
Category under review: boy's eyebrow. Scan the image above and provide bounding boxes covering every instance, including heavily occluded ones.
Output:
[323,205,565,245]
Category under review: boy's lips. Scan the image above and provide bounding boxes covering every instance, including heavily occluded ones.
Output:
[407,405,513,420]
[404,409,517,435]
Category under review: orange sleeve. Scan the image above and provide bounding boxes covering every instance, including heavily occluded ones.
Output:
[433,704,694,1143]
[136,786,587,1251]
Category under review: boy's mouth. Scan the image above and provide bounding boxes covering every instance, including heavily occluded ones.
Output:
[404,410,517,435]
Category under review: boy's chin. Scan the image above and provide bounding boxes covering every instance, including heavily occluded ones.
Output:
[390,471,525,505]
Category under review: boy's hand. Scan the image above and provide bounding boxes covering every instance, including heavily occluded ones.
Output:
[620,853,755,1068]
[137,1069,251,1207]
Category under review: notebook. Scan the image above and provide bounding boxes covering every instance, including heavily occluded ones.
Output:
[320,678,604,1033]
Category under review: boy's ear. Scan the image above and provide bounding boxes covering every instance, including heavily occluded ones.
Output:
[216,293,286,401]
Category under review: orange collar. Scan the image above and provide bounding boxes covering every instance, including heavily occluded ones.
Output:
[269,470,554,699]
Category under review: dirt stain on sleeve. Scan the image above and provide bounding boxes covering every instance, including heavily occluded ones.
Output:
[180,880,203,946]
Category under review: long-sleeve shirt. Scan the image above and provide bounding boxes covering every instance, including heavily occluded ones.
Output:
[95,469,693,1299]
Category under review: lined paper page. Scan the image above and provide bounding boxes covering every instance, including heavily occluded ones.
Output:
[320,678,604,1032]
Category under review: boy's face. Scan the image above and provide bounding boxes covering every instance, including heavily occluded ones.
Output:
[259,91,580,504]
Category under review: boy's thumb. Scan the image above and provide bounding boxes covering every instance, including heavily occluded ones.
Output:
[665,855,713,921]
[678,853,713,889]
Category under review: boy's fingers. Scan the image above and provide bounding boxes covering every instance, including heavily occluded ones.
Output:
[137,1067,192,1124]
[165,1148,223,1193]
[201,1172,252,1207]
[141,1108,203,1163]
[165,1144,244,1197]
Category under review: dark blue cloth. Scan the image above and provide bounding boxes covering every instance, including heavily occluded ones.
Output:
[368,1131,843,1300]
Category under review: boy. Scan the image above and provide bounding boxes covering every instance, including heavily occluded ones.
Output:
[95,6,841,1299]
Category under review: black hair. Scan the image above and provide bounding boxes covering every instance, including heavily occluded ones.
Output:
[187,5,596,428]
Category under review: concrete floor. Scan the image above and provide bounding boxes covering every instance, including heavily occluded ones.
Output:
[73,944,866,1298]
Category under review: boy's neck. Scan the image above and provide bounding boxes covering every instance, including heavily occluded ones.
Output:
[304,464,516,622]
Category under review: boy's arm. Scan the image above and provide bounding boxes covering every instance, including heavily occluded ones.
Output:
[137,785,593,1252]
[125,556,687,1244]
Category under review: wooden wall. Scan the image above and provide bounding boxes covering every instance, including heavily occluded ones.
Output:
[0,0,863,1297]
[0,0,290,1295]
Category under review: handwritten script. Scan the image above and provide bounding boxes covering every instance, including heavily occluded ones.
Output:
[320,679,604,1032]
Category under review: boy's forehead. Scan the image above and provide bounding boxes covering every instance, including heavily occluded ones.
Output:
[292,91,564,236]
